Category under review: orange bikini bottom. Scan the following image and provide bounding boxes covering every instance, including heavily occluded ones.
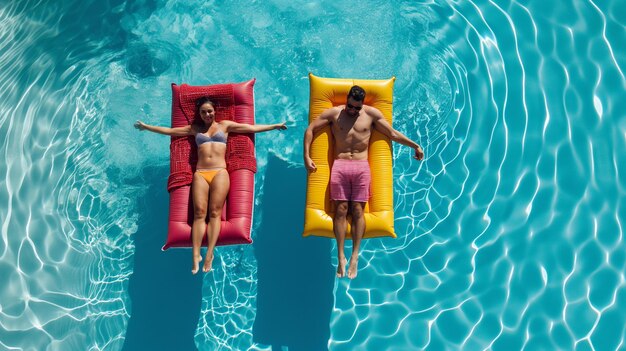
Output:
[196,168,227,185]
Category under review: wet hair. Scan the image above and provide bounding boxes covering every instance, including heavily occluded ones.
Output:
[347,85,366,102]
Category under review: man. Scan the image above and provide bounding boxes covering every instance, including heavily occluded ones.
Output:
[303,85,424,279]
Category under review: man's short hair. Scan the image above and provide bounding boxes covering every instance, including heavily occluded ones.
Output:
[348,85,366,102]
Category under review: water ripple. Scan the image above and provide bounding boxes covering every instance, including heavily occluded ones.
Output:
[2,0,626,350]
[1,1,138,350]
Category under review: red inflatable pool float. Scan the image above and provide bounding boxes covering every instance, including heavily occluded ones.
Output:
[162,79,257,250]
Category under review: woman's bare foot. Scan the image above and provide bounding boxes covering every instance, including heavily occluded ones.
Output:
[192,254,202,275]
[347,257,358,279]
[202,253,214,273]
[336,256,348,278]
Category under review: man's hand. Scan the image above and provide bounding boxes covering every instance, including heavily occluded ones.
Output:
[414,145,424,160]
[305,157,317,172]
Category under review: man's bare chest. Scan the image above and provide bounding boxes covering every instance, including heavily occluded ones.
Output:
[333,116,371,137]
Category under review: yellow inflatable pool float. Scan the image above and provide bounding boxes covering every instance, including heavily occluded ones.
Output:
[303,73,396,239]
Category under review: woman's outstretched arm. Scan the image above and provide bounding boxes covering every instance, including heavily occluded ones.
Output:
[134,121,193,136]
[222,121,287,134]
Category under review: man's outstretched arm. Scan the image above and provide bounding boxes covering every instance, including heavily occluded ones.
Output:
[372,112,424,160]
[303,109,334,171]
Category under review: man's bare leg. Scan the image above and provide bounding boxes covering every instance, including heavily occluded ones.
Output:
[333,201,349,277]
[348,202,366,279]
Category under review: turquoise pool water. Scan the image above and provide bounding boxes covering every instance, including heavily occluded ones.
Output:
[1,0,625,350]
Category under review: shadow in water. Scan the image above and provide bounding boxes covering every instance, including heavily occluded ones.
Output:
[253,155,335,351]
[123,166,202,351]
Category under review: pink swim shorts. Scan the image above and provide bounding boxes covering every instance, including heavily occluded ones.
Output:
[330,159,371,202]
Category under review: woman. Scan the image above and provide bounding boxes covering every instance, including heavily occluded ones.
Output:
[135,97,286,274]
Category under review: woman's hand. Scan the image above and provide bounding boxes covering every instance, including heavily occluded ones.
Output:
[274,122,287,130]
[134,121,147,131]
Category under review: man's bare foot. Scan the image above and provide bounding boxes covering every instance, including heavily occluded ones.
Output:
[336,256,348,278]
[347,257,358,279]
[192,254,202,275]
[202,253,214,273]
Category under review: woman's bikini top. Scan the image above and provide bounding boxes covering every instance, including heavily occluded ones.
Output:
[195,130,227,146]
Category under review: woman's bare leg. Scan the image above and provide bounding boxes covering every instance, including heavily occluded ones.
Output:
[191,173,209,274]
[203,170,229,272]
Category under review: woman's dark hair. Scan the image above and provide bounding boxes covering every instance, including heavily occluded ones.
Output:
[195,96,215,112]
[192,96,215,129]
[347,85,366,102]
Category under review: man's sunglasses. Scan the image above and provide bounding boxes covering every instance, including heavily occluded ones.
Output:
[346,103,362,111]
